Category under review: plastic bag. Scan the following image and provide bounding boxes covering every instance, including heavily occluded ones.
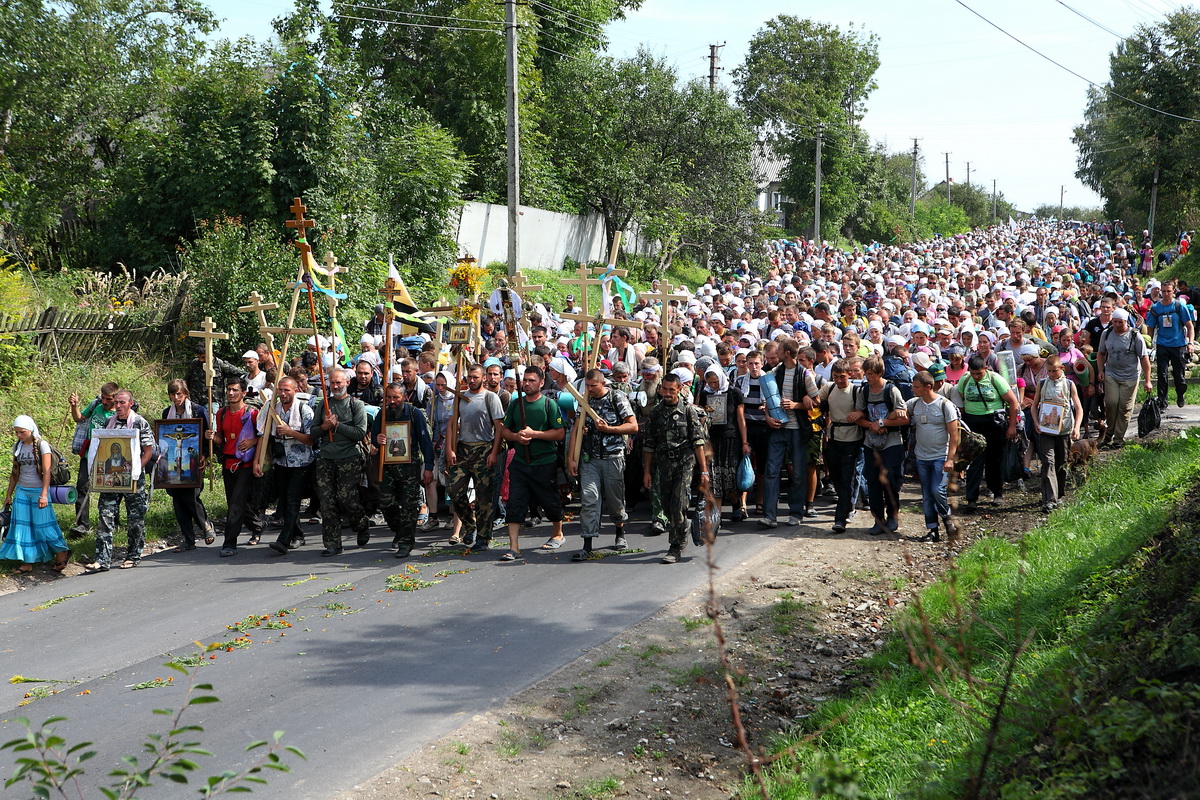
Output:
[1001,437,1023,483]
[737,453,755,492]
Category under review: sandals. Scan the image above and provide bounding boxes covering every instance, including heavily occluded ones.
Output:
[203,526,215,546]
[499,550,520,561]
[82,562,110,574]
[118,560,137,569]
[539,537,564,550]
[15,564,34,573]
[173,543,196,553]
[247,534,261,546]
[52,550,72,571]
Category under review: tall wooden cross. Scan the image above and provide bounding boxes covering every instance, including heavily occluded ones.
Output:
[639,285,691,332]
[315,250,348,366]
[237,291,279,356]
[509,270,543,298]
[187,316,228,488]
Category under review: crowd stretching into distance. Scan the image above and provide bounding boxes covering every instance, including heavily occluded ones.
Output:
[1,220,1196,573]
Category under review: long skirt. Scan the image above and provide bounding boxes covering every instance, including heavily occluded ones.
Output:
[0,486,69,564]
[710,436,741,500]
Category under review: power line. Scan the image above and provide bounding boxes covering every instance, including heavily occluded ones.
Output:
[332,13,501,34]
[1053,0,1124,38]
[526,0,603,32]
[332,2,503,27]
[954,0,1200,123]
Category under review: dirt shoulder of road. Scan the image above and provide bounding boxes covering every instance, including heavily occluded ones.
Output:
[338,481,1049,800]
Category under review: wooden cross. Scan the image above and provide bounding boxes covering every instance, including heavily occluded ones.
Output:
[285,198,314,235]
[639,285,691,331]
[237,291,280,356]
[314,250,348,365]
[187,316,229,488]
[509,270,543,296]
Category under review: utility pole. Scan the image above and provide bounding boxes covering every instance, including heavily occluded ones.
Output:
[909,138,919,219]
[1148,164,1160,242]
[707,43,725,91]
[1059,185,1065,220]
[944,152,951,204]
[504,0,520,277]
[814,124,823,243]
[992,179,997,222]
[965,162,971,191]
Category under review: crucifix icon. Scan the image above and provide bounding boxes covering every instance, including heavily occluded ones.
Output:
[237,291,280,356]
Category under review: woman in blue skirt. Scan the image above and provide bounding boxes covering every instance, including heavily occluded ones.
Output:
[1,415,70,573]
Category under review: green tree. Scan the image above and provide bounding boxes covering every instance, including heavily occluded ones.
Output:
[734,16,880,238]
[0,0,216,265]
[545,49,763,275]
[1074,8,1200,236]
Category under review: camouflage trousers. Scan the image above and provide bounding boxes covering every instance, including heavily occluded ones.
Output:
[314,455,368,550]
[652,452,695,551]
[448,441,495,542]
[380,461,423,548]
[96,483,149,567]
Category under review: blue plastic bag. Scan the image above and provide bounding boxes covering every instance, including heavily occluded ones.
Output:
[737,454,755,492]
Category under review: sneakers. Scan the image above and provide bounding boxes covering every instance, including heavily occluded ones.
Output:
[67,525,90,539]
[614,534,628,550]
[419,516,440,533]
[867,524,887,536]
[831,521,847,534]
[268,541,289,555]
[492,517,507,530]
[320,547,343,557]
[730,508,746,523]
[370,512,385,526]
[803,504,821,518]
[885,518,899,534]
[1016,479,1027,492]
[962,500,978,514]
[469,538,491,553]
[785,515,802,526]
[757,517,778,529]
[917,529,941,543]
[646,521,666,536]
[660,549,681,564]
[292,536,306,548]
[394,545,412,559]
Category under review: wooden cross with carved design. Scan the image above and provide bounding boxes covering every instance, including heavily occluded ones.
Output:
[187,316,229,486]
[314,250,348,364]
[237,291,279,355]
[508,270,543,297]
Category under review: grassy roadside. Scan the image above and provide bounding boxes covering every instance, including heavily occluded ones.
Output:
[0,356,229,574]
[746,431,1200,798]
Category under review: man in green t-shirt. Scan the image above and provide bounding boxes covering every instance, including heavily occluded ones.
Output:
[498,366,565,561]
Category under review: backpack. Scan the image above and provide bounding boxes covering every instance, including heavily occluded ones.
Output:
[853,381,910,448]
[31,436,71,486]
[954,420,988,471]
[882,355,916,400]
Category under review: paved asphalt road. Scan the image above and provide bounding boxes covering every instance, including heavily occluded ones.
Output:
[0,517,790,798]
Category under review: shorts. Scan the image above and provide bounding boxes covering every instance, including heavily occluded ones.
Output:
[505,460,563,524]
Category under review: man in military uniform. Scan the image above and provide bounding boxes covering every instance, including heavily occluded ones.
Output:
[186,342,245,410]
[313,368,371,557]
[371,382,434,558]
[568,368,638,561]
[446,364,505,549]
[642,373,709,564]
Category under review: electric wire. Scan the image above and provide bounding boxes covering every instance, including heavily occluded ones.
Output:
[954,0,1200,123]
[332,13,501,34]
[332,2,503,27]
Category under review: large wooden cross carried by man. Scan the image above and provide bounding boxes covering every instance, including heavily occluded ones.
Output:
[187,316,228,489]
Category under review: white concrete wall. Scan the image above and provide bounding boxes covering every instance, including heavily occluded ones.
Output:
[455,202,652,269]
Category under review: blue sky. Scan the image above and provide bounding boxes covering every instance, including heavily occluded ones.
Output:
[202,0,1188,212]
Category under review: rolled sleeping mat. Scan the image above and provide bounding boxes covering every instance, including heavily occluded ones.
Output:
[49,486,78,505]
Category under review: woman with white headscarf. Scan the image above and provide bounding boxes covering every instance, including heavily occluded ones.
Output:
[1,415,70,573]
[696,365,748,522]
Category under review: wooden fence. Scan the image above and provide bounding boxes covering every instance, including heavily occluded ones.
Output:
[0,283,188,363]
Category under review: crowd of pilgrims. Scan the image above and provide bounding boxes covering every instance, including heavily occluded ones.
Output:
[2,219,1195,571]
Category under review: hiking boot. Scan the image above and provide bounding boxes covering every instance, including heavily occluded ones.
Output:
[660,549,681,564]
[917,530,940,543]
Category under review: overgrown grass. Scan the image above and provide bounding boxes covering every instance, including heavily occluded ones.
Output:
[0,356,229,574]
[748,432,1200,799]
[1159,251,1200,287]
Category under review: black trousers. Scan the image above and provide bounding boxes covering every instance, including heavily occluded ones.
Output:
[1156,344,1187,404]
[825,438,862,526]
[222,463,263,548]
[272,464,311,546]
[167,486,210,546]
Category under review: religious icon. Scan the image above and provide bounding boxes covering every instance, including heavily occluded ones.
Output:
[89,429,140,493]
[384,421,412,464]
[447,322,472,345]
[153,419,203,489]
[997,350,1017,388]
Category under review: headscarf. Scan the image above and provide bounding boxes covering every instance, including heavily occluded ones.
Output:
[704,364,729,395]
[12,415,40,457]
[548,356,577,384]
